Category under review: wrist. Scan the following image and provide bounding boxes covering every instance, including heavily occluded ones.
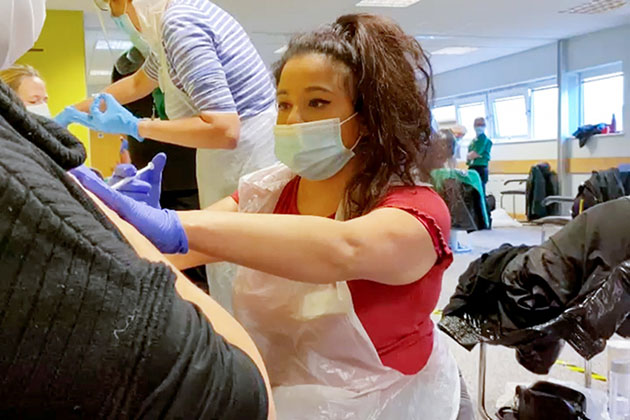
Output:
[135,118,149,142]
[168,209,189,254]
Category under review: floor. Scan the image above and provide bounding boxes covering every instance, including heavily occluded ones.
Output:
[434,225,609,419]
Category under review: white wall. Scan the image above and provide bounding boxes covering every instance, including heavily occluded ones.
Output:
[434,23,630,214]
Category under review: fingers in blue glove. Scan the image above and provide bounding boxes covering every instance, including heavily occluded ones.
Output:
[69,164,188,254]
[136,153,167,209]
[88,93,143,141]
[112,163,138,180]
[54,106,93,128]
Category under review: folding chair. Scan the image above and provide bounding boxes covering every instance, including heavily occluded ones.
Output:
[530,196,574,242]
[500,179,527,220]
[476,342,593,420]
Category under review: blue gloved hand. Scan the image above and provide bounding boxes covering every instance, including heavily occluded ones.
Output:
[88,93,143,141]
[54,106,92,128]
[107,153,167,209]
[69,164,188,254]
[107,164,152,204]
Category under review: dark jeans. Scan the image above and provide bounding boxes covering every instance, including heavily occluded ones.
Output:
[469,165,489,195]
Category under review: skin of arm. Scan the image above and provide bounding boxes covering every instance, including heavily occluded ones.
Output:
[75,69,158,112]
[166,196,238,269]
[179,207,438,286]
[72,178,276,420]
[136,111,240,150]
[74,69,241,150]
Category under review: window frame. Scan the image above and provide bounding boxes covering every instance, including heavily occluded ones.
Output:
[578,66,624,131]
[529,83,559,141]
[488,87,530,141]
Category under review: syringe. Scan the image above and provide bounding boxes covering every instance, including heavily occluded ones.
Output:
[110,162,155,191]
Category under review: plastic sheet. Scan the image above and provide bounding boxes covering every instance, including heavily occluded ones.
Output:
[233,163,461,419]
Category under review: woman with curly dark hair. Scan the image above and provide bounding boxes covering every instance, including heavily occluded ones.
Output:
[75,13,470,419]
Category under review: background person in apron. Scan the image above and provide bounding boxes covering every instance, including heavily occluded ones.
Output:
[76,13,474,419]
[58,0,277,311]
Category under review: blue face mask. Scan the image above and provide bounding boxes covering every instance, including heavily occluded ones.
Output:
[274,113,360,181]
[475,126,486,136]
[112,14,151,57]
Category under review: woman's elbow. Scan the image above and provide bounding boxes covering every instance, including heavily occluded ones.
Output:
[200,112,240,149]
[330,233,366,281]
[223,130,239,149]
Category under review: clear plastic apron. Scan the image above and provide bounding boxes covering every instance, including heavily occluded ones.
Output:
[234,163,461,420]
[133,0,277,311]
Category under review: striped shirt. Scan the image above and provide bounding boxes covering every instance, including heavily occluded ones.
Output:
[143,0,275,119]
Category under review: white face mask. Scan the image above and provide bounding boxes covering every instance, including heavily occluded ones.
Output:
[0,0,47,70]
[111,14,151,57]
[274,113,360,181]
[27,102,51,119]
[475,126,486,136]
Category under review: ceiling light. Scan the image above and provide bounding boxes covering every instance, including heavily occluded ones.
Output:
[559,0,627,14]
[90,70,111,77]
[416,35,452,41]
[356,0,421,7]
[431,47,479,56]
[274,45,288,54]
[95,39,134,51]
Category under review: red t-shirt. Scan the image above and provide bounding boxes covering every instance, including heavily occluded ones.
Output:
[232,177,453,375]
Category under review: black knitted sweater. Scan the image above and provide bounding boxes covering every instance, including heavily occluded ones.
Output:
[0,82,268,419]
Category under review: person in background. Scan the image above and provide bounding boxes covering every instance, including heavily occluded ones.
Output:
[58,0,278,310]
[119,138,132,164]
[467,117,492,194]
[0,64,50,118]
[450,124,467,167]
[110,47,208,290]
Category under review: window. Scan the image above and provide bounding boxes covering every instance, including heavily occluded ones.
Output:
[531,86,558,140]
[493,95,528,138]
[458,102,486,140]
[432,105,457,125]
[582,72,624,131]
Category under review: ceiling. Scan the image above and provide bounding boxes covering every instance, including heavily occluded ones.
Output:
[47,0,630,92]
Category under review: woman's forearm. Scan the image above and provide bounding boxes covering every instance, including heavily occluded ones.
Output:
[75,70,158,112]
[166,249,221,270]
[137,112,240,149]
[180,211,355,284]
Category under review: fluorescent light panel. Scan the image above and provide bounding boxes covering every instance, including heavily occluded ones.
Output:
[356,0,421,7]
[90,70,111,77]
[432,47,479,56]
[94,39,134,51]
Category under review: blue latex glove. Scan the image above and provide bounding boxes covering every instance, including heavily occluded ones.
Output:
[69,164,188,254]
[88,93,143,141]
[107,153,167,209]
[54,106,92,128]
[107,165,152,204]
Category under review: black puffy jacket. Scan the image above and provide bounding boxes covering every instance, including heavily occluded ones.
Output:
[0,82,267,419]
[440,197,630,373]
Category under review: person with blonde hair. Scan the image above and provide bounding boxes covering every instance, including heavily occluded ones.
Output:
[0,64,50,117]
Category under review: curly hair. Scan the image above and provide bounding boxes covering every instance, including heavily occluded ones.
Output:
[273,13,445,218]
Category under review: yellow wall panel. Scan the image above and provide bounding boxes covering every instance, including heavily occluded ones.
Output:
[18,10,90,165]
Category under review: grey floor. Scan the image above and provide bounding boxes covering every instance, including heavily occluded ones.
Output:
[434,225,608,419]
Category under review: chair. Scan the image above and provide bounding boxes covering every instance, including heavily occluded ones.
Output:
[476,342,593,420]
[500,178,527,219]
[530,196,574,242]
